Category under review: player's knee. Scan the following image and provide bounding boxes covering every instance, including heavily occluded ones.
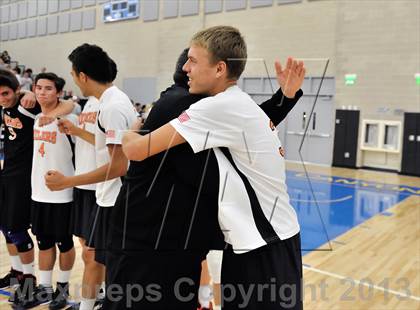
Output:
[6,230,34,253]
[56,236,74,253]
[36,236,55,251]
[2,229,14,244]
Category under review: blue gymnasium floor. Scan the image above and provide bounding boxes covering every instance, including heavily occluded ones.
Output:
[285,170,420,254]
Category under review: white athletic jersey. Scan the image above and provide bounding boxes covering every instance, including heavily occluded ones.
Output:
[95,86,137,207]
[75,97,99,191]
[32,114,78,203]
[170,85,300,254]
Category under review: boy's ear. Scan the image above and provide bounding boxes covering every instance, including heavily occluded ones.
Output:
[79,72,88,83]
[216,61,227,78]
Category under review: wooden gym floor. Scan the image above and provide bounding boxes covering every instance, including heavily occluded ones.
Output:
[0,163,419,309]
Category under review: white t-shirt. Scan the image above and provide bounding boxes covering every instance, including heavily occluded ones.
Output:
[75,97,99,191]
[32,114,78,203]
[170,85,300,254]
[95,86,137,207]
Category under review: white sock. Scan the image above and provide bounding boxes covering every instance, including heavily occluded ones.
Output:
[22,262,35,276]
[80,298,96,310]
[198,285,213,308]
[57,269,71,283]
[39,270,53,287]
[10,255,23,272]
[214,306,221,310]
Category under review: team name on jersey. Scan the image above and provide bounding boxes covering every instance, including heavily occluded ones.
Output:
[79,111,97,125]
[34,129,57,144]
[4,114,23,129]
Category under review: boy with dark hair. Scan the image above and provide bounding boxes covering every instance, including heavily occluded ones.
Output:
[29,72,78,309]
[122,26,305,310]
[0,69,74,309]
[0,69,38,305]
[45,44,137,310]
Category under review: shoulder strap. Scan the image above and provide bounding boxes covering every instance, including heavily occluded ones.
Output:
[97,110,106,134]
[65,133,76,168]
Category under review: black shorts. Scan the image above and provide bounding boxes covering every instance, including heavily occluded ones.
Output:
[104,249,207,310]
[0,175,32,232]
[221,234,303,310]
[88,205,112,265]
[73,188,97,241]
[31,200,74,239]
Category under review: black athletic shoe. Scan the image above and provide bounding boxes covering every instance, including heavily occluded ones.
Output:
[65,302,79,309]
[0,268,23,289]
[93,297,104,310]
[15,284,53,309]
[8,273,29,305]
[49,282,69,310]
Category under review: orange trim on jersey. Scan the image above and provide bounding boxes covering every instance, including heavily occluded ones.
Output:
[34,129,57,144]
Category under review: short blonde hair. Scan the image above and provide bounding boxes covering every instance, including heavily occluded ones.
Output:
[191,26,247,80]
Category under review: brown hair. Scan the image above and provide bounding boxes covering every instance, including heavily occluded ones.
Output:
[191,26,247,80]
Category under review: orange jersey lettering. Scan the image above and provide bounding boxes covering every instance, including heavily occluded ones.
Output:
[4,114,23,129]
[79,112,98,125]
[34,129,57,144]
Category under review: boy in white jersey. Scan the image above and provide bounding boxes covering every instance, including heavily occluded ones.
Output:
[122,26,305,309]
[0,70,75,309]
[58,96,105,309]
[44,44,137,310]
[31,73,77,309]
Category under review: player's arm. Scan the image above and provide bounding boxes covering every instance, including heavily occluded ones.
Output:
[122,124,185,161]
[45,144,127,190]
[19,89,37,108]
[49,99,75,118]
[259,58,305,126]
[57,118,95,145]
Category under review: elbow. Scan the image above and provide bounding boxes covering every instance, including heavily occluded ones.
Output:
[111,159,128,178]
[117,162,128,177]
[122,142,144,161]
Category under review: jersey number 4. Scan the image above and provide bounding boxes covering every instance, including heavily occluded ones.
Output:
[38,143,46,157]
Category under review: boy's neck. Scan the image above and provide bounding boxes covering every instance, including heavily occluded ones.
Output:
[40,100,59,115]
[91,83,113,101]
[209,80,237,96]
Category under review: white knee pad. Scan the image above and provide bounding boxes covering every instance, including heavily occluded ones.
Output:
[206,250,223,284]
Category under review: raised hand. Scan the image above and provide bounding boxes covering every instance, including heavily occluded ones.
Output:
[275,57,306,98]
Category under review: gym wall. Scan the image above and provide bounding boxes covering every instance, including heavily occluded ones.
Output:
[0,0,418,170]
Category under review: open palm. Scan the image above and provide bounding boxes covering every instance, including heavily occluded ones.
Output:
[275,57,306,98]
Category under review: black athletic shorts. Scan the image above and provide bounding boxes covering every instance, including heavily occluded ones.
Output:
[73,188,97,242]
[89,205,112,265]
[0,175,32,232]
[31,200,74,239]
[221,233,303,310]
[104,249,207,309]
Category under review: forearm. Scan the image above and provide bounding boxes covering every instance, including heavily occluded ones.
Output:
[51,100,75,117]
[260,88,303,126]
[122,132,150,161]
[65,160,127,188]
[122,123,184,161]
[74,127,95,145]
